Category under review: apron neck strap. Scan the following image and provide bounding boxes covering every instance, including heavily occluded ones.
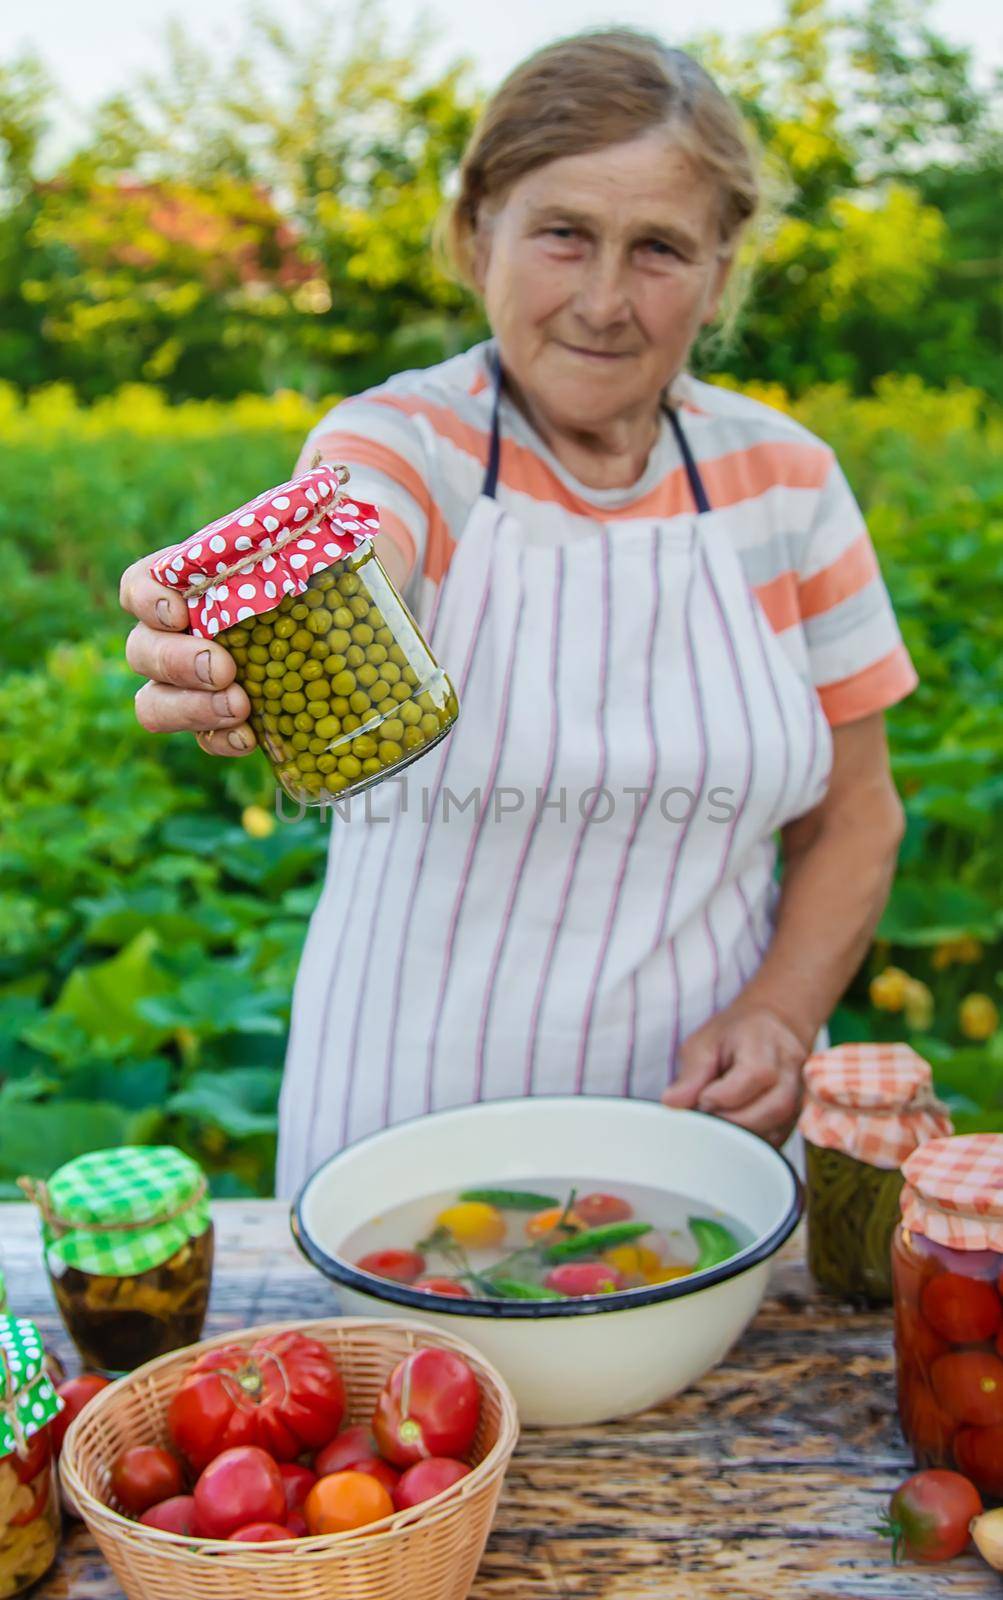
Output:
[483,348,711,514]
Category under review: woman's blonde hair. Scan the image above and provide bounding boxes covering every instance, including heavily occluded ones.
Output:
[439,28,765,339]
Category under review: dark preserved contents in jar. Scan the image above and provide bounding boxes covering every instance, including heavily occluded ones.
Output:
[49,1226,214,1373]
[805,1142,904,1304]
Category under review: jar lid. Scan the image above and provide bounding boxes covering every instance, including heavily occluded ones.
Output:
[149,464,380,639]
[798,1043,952,1169]
[0,1317,62,1461]
[900,1132,1003,1252]
[21,1145,211,1279]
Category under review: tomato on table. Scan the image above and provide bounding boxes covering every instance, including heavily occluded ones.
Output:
[111,1446,184,1516]
[168,1331,345,1468]
[880,1469,982,1563]
[576,1193,634,1226]
[372,1348,480,1467]
[305,1470,394,1534]
[193,1446,286,1539]
[921,1273,1002,1344]
[931,1351,1003,1427]
[355,1249,426,1284]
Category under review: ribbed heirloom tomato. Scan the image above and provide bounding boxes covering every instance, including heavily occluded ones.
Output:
[372,1348,479,1467]
[168,1331,345,1468]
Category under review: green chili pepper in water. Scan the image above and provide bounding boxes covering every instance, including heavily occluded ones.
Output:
[458,1188,559,1211]
[489,1278,563,1301]
[688,1216,741,1271]
[543,1221,651,1262]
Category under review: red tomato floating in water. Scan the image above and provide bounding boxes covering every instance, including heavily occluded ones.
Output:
[168,1331,345,1468]
[920,1273,1002,1344]
[278,1462,317,1514]
[881,1469,982,1563]
[544,1262,626,1297]
[392,1457,471,1511]
[931,1351,1003,1427]
[355,1249,426,1284]
[575,1193,634,1226]
[228,1522,293,1542]
[954,1424,1003,1498]
[413,1277,472,1299]
[314,1425,380,1476]
[895,1305,949,1370]
[900,1382,958,1458]
[193,1446,286,1539]
[372,1348,480,1467]
[111,1446,184,1516]
[140,1496,200,1535]
[50,1375,111,1457]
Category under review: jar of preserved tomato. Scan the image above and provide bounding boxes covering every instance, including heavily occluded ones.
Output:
[20,1146,214,1375]
[0,1317,62,1597]
[892,1133,1003,1501]
[799,1044,952,1304]
[150,463,459,807]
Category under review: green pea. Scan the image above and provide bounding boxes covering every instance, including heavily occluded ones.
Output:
[327,654,347,674]
[329,628,352,653]
[304,588,325,609]
[317,754,337,774]
[283,672,303,693]
[349,690,371,715]
[309,640,331,660]
[356,664,378,688]
[277,715,295,735]
[244,662,267,683]
[352,734,378,758]
[312,571,336,591]
[300,659,324,682]
[402,727,425,750]
[332,607,354,630]
[369,679,390,704]
[359,757,379,775]
[306,680,329,702]
[307,609,333,634]
[308,737,327,755]
[298,753,317,772]
[291,629,314,652]
[273,616,296,639]
[294,712,314,733]
[225,626,249,647]
[331,696,350,716]
[248,645,269,665]
[291,732,310,751]
[399,701,421,726]
[337,573,361,597]
[331,670,356,696]
[403,666,420,687]
[379,718,404,742]
[251,623,271,644]
[345,645,366,668]
[391,683,411,703]
[282,692,306,713]
[285,650,306,671]
[378,740,403,764]
[351,623,374,647]
[375,627,393,647]
[390,644,408,668]
[263,661,284,680]
[263,680,283,700]
[338,754,363,779]
[367,643,388,666]
[342,714,362,733]
[367,606,383,628]
[445,693,459,718]
[290,603,310,621]
[262,712,280,731]
[417,691,436,713]
[377,697,398,716]
[380,662,401,684]
[347,596,368,620]
[314,716,341,740]
[306,701,330,721]
[419,713,440,737]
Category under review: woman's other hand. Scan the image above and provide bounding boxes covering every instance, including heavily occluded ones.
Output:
[119,547,256,757]
[661,1003,810,1147]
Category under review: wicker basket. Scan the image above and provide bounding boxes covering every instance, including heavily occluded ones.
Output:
[60,1316,519,1600]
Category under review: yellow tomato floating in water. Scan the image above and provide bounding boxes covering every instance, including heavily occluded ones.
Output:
[436,1201,506,1249]
[603,1245,663,1281]
[646,1265,693,1285]
[525,1206,584,1240]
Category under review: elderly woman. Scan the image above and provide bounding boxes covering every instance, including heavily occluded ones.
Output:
[121,30,915,1198]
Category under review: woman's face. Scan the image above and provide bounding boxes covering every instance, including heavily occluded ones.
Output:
[473,130,731,431]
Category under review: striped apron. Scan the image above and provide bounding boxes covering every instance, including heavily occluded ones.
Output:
[275,356,833,1197]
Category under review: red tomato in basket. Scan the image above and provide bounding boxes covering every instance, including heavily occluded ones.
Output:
[50,1374,111,1457]
[314,1425,380,1476]
[111,1446,184,1516]
[931,1351,1003,1427]
[372,1349,480,1467]
[920,1273,1002,1344]
[356,1249,426,1284]
[413,1278,473,1299]
[286,1510,308,1537]
[168,1331,345,1469]
[228,1522,294,1542]
[140,1496,200,1535]
[575,1193,634,1226]
[392,1457,471,1511]
[193,1446,286,1539]
[954,1425,1003,1499]
[354,1457,400,1494]
[278,1461,317,1513]
[882,1470,982,1563]
[544,1262,625,1297]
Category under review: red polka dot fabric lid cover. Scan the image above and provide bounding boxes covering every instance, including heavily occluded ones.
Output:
[900,1132,1003,1252]
[149,465,380,639]
[798,1043,952,1169]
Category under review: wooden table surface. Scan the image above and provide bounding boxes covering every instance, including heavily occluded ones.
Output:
[2,1200,998,1600]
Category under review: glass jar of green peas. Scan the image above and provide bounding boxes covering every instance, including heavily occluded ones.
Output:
[219,543,458,805]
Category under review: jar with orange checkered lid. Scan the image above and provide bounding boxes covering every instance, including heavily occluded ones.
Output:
[798,1044,952,1305]
[892,1133,1003,1500]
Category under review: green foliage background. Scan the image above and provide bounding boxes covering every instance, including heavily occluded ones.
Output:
[1,0,1001,1196]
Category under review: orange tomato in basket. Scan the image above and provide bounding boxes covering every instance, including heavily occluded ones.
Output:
[305,1470,395,1534]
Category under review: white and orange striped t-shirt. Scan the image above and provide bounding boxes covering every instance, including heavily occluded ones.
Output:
[300,338,917,726]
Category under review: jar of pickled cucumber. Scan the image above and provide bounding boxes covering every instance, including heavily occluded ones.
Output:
[798,1044,952,1305]
[20,1147,213,1375]
[0,1318,62,1597]
[893,1134,1003,1500]
[150,464,458,805]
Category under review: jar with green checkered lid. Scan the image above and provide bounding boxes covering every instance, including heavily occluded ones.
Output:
[20,1146,214,1375]
[0,1317,62,1596]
